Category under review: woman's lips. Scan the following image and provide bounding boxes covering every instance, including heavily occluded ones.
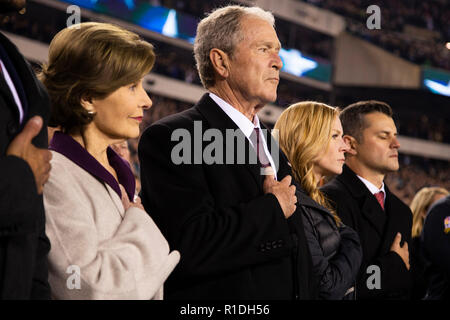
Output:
[131,116,143,122]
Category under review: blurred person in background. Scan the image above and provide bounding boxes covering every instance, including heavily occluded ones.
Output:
[0,0,51,299]
[111,140,142,194]
[274,101,362,300]
[410,187,448,300]
[322,101,413,299]
[421,195,450,300]
[40,22,179,299]
[111,140,131,164]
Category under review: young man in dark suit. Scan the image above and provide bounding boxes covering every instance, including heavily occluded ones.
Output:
[0,0,52,299]
[322,101,412,299]
[138,5,317,299]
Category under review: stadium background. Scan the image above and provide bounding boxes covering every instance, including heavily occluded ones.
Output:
[1,0,449,205]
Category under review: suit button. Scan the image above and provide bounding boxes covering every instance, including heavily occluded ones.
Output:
[7,121,18,136]
[271,240,277,248]
[265,243,272,251]
[259,244,266,252]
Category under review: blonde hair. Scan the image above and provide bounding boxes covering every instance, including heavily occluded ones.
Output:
[274,101,341,225]
[411,187,449,238]
[39,22,155,134]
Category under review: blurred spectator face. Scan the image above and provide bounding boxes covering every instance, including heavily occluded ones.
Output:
[0,0,25,13]
[315,116,349,177]
[428,193,447,214]
[111,141,131,163]
[354,112,400,174]
[227,16,282,107]
[83,79,151,140]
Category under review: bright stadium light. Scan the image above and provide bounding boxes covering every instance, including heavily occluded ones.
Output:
[424,79,450,97]
[279,48,318,77]
[446,42,450,50]
[162,9,178,38]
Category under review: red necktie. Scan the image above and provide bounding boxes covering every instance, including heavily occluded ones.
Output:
[374,191,385,210]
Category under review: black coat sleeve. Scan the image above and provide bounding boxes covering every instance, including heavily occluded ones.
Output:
[0,155,38,234]
[138,123,293,280]
[301,210,362,300]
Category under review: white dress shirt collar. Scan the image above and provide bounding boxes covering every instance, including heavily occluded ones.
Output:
[209,92,259,139]
[208,92,277,179]
[357,175,386,202]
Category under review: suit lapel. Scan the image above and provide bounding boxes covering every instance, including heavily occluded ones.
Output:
[379,186,404,253]
[337,165,386,237]
[0,75,19,121]
[195,94,262,188]
[0,32,45,125]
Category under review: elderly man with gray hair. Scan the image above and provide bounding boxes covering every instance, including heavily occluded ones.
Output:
[138,5,317,300]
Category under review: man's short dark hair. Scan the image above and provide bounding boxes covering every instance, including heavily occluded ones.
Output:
[340,100,393,142]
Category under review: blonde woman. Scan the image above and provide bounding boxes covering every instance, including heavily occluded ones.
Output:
[40,23,180,299]
[409,187,448,299]
[274,101,362,299]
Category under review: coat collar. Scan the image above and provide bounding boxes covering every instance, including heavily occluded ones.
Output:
[0,32,50,146]
[49,131,136,201]
[337,164,387,236]
[295,182,337,221]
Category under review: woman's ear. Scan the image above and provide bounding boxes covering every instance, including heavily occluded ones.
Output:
[343,135,357,155]
[209,48,230,79]
[80,96,95,114]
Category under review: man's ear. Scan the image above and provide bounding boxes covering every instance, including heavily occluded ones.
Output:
[209,48,230,79]
[343,135,357,155]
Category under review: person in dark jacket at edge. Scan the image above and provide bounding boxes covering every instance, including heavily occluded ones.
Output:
[274,101,362,300]
[421,195,450,300]
[0,0,52,299]
[322,101,412,299]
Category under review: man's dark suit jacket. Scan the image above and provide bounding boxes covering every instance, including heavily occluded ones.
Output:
[322,165,412,299]
[0,32,51,299]
[138,93,317,300]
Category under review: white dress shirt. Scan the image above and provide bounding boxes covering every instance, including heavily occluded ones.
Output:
[357,175,386,203]
[209,92,278,180]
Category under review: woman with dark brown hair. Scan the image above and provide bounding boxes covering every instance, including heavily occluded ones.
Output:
[41,22,179,299]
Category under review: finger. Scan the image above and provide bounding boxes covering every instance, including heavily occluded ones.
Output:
[119,184,129,206]
[20,116,43,144]
[289,184,296,194]
[281,175,292,186]
[264,174,276,185]
[43,149,52,162]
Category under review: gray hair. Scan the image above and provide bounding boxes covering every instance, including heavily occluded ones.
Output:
[194,5,275,89]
